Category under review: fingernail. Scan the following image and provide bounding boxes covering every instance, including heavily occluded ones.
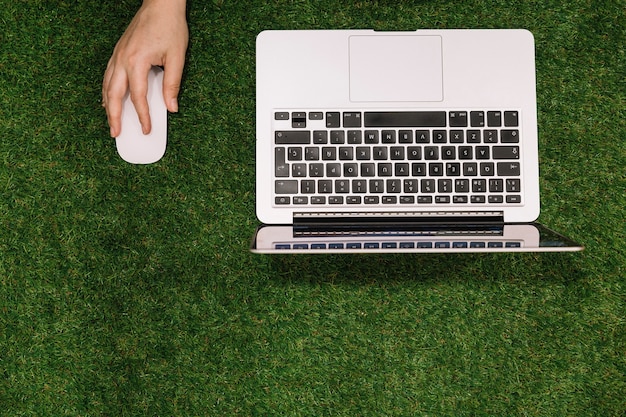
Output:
[169,98,179,113]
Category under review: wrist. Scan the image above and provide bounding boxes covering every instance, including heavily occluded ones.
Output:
[141,0,186,14]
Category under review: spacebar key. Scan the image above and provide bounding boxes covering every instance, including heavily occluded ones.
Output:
[364,111,447,127]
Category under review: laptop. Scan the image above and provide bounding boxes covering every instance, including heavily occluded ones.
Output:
[251,29,583,253]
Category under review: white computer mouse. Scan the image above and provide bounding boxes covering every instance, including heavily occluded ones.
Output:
[115,66,167,164]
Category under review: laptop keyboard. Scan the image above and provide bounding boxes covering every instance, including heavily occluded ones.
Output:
[273,110,523,207]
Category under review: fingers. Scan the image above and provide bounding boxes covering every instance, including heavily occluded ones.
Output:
[162,52,186,113]
[103,63,127,138]
[127,65,152,134]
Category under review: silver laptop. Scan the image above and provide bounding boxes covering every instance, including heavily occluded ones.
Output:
[251,29,583,253]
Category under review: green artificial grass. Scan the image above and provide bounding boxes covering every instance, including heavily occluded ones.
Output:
[0,0,624,415]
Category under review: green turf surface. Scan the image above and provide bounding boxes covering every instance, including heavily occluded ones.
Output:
[1,0,624,415]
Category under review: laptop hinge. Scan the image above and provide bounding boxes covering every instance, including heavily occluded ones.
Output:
[293,211,505,237]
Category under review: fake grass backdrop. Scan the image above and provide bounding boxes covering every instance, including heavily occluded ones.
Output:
[0,0,624,415]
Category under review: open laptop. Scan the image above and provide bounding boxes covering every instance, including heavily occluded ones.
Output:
[251,29,583,253]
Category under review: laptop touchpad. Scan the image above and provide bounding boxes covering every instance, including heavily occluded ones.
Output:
[349,35,443,102]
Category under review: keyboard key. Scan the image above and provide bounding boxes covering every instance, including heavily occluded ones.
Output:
[313,131,328,144]
[275,147,289,177]
[275,112,289,120]
[472,179,486,192]
[497,162,521,176]
[308,163,323,177]
[415,130,430,143]
[450,130,464,143]
[455,179,470,192]
[326,112,340,127]
[449,111,468,127]
[489,178,504,192]
[353,180,367,193]
[318,180,332,193]
[335,180,350,193]
[447,162,461,176]
[364,130,379,143]
[506,179,521,192]
[483,130,498,143]
[433,130,447,143]
[292,112,306,128]
[476,146,490,159]
[387,179,401,193]
[467,130,481,143]
[343,112,362,127]
[291,163,306,177]
[412,163,426,176]
[487,111,502,127]
[344,163,358,177]
[330,130,345,144]
[504,111,519,126]
[364,111,446,127]
[276,131,310,144]
[309,112,323,120]
[382,130,396,143]
[493,146,520,159]
[287,147,302,160]
[399,130,413,143]
[470,111,485,127]
[305,147,319,160]
[275,180,298,194]
[347,130,362,144]
[501,130,519,143]
[301,180,315,194]
[293,196,308,204]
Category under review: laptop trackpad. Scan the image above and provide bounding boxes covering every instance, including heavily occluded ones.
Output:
[349,35,443,102]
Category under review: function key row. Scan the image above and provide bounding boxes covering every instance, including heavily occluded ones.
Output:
[275,111,519,128]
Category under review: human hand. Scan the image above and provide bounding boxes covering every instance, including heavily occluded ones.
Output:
[103,0,188,137]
